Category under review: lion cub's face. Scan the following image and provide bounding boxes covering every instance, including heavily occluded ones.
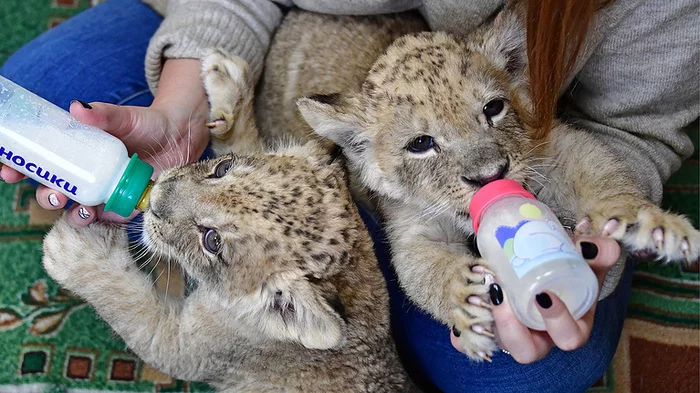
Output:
[141,143,355,349]
[299,10,533,228]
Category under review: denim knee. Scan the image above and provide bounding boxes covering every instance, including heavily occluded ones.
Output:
[1,0,161,109]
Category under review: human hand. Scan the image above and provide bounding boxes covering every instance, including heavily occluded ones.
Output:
[450,236,620,363]
[0,59,210,228]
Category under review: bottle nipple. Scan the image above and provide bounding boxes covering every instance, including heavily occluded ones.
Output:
[136,180,153,212]
[103,154,154,217]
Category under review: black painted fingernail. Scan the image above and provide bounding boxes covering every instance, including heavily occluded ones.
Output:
[72,99,92,109]
[580,241,598,260]
[452,326,461,337]
[536,293,552,309]
[489,283,503,305]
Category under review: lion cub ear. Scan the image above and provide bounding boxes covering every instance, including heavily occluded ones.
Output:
[296,93,369,155]
[476,3,526,75]
[268,278,347,350]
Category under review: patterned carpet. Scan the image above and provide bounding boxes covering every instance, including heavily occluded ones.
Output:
[0,2,698,392]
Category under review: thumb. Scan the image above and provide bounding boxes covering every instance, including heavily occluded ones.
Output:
[69,100,141,140]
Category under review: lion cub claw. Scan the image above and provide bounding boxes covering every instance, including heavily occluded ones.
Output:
[201,49,259,155]
[448,262,498,361]
[580,199,699,263]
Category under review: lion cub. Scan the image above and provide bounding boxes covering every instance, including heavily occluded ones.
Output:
[200,8,698,363]
[42,53,416,392]
[287,7,700,361]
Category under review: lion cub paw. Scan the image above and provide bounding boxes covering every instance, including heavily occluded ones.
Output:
[579,203,699,263]
[42,217,129,285]
[448,263,497,361]
[200,48,253,139]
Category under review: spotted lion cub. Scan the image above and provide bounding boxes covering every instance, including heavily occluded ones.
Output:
[42,53,415,392]
[287,7,700,361]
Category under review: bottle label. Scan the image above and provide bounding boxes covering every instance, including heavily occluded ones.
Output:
[0,79,94,198]
[0,144,78,196]
[493,203,580,278]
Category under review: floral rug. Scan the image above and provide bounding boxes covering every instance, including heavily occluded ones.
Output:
[0,2,698,392]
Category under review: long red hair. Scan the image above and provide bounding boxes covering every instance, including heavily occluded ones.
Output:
[525,0,612,138]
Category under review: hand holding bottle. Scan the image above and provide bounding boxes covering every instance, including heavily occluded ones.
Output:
[450,236,620,363]
[0,59,210,228]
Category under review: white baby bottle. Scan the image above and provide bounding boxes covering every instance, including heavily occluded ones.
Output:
[469,179,598,330]
[0,75,153,217]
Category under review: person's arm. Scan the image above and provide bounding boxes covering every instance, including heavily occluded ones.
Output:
[560,0,697,204]
[8,0,285,228]
[557,0,697,298]
[143,0,285,92]
[29,58,211,228]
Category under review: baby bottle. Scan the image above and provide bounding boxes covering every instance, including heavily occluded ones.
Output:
[0,75,153,217]
[469,179,598,330]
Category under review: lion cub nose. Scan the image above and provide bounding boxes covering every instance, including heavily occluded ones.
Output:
[461,162,508,187]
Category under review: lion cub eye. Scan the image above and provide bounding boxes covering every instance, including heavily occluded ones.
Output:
[203,228,222,254]
[483,98,506,120]
[407,135,436,153]
[213,159,233,178]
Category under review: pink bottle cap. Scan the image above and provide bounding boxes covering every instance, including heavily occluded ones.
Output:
[469,179,535,233]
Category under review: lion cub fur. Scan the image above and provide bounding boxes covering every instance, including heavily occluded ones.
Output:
[257,7,699,361]
[42,43,419,393]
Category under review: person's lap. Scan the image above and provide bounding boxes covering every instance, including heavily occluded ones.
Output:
[358,203,633,393]
[1,1,632,391]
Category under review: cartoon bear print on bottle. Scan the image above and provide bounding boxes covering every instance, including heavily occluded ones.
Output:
[494,203,580,278]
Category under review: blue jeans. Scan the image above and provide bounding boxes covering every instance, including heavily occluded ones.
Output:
[1,1,634,391]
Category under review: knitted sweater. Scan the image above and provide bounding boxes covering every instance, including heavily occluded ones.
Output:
[141,0,698,297]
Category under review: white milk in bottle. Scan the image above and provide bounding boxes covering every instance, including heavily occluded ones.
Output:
[0,75,153,217]
[469,179,598,330]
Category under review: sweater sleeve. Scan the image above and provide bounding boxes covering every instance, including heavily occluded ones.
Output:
[559,0,697,298]
[142,0,284,93]
[560,0,697,205]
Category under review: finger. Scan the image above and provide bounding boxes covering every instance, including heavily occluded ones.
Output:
[491,283,551,363]
[100,209,138,224]
[535,291,590,351]
[65,204,97,228]
[0,164,26,183]
[69,100,140,140]
[35,186,69,210]
[575,236,620,285]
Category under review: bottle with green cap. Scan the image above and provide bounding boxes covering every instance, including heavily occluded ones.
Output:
[0,75,153,217]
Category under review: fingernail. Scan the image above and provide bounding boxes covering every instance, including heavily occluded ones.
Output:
[489,283,503,305]
[71,99,92,109]
[452,326,461,337]
[48,193,60,207]
[536,293,552,309]
[77,206,91,220]
[580,241,598,260]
